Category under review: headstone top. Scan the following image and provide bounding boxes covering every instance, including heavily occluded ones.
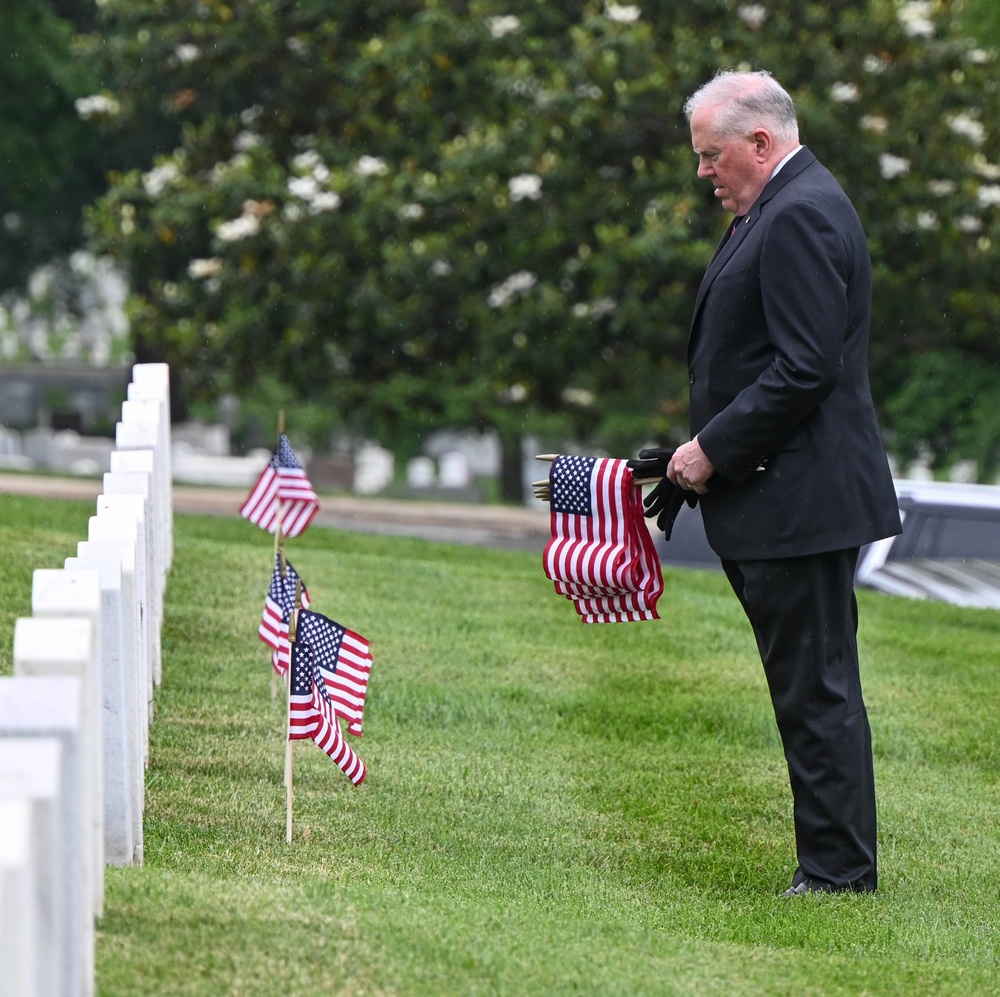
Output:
[14,617,94,666]
[0,675,84,730]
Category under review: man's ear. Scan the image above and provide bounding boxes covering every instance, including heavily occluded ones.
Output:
[752,128,772,159]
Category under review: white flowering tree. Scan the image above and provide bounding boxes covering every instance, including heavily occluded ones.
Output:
[796,0,1000,471]
[84,0,1000,491]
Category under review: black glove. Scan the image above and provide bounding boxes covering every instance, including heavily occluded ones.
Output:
[641,474,690,540]
[626,447,675,480]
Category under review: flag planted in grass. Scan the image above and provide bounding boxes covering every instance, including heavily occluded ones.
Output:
[542,455,663,623]
[240,433,319,537]
[259,553,311,677]
[294,609,372,737]
[288,638,366,785]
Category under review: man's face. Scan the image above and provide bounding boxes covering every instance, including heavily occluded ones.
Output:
[690,107,767,216]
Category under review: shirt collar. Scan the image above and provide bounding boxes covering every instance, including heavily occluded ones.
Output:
[770,145,803,180]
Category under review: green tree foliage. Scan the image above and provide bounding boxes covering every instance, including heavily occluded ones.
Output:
[0,1,105,292]
[84,0,1000,487]
[960,0,1000,46]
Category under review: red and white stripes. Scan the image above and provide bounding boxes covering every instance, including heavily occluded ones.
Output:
[543,456,663,623]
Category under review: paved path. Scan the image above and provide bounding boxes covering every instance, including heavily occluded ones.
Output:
[0,472,552,552]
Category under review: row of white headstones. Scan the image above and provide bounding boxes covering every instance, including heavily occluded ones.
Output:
[0,363,173,997]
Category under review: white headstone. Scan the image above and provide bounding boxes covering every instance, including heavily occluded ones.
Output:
[111,431,169,588]
[120,392,173,570]
[109,449,166,596]
[407,456,436,488]
[76,536,146,780]
[131,361,171,400]
[0,740,63,997]
[439,450,471,488]
[116,413,171,580]
[102,470,161,646]
[64,553,134,866]
[0,799,39,997]
[353,443,394,494]
[949,459,978,484]
[0,675,91,997]
[94,494,160,691]
[88,510,153,730]
[27,578,104,915]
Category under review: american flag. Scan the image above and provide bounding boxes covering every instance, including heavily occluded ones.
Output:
[294,609,372,737]
[258,553,312,677]
[542,455,663,623]
[240,433,319,538]
[288,638,366,785]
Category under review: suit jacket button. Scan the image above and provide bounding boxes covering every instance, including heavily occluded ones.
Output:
[688,372,696,384]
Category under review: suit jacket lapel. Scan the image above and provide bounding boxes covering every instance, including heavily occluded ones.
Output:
[692,216,750,323]
[689,147,818,341]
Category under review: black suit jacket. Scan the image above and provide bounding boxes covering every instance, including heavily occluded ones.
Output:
[688,147,901,560]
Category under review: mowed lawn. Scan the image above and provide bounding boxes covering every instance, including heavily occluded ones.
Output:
[2,492,1000,997]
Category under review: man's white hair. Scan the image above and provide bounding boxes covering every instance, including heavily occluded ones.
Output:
[684,70,799,145]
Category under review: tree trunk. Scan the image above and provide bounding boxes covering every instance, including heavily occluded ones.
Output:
[498,428,524,504]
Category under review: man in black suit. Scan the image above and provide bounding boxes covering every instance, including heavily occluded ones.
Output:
[637,70,901,895]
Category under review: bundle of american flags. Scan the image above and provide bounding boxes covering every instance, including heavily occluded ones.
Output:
[258,553,373,784]
[542,454,663,623]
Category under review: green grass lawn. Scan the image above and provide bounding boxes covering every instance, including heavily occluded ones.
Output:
[2,493,1000,996]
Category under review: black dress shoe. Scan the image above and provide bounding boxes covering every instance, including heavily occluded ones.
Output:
[781,877,875,897]
[780,878,834,897]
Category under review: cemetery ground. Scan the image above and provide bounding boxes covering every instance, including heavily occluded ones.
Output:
[2,492,1000,997]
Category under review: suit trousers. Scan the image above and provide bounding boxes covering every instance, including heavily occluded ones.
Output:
[721,547,878,892]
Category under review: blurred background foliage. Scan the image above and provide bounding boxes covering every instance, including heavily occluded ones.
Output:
[5,0,1000,495]
[0,0,104,290]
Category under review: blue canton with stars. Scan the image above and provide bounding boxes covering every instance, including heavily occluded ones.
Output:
[290,642,313,695]
[291,640,333,704]
[296,609,344,677]
[269,557,303,615]
[271,433,304,471]
[550,455,596,516]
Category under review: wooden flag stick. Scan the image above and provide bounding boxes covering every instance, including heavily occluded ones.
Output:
[285,604,298,839]
[285,739,294,844]
[284,606,299,791]
[283,590,303,779]
[533,475,661,489]
[532,474,663,502]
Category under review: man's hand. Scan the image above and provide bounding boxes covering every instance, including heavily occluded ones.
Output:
[668,437,714,494]
[626,446,698,539]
